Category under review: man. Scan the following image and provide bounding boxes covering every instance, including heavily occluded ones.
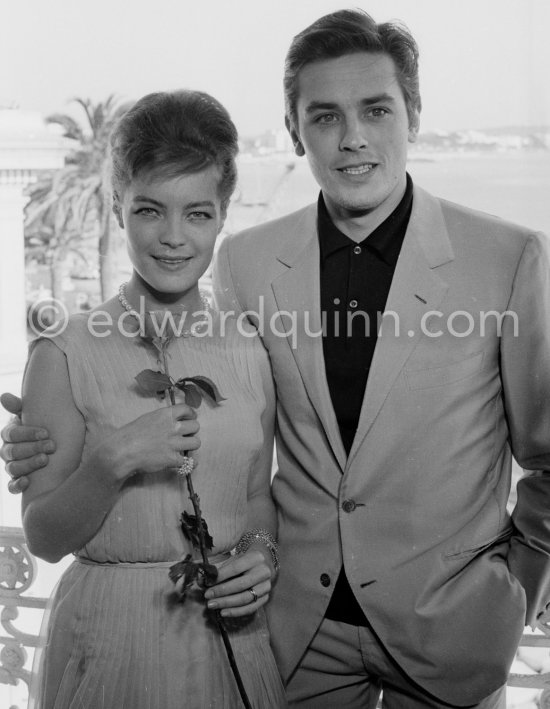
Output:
[3,9,550,709]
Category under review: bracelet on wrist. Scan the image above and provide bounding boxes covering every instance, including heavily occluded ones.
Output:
[234,528,280,572]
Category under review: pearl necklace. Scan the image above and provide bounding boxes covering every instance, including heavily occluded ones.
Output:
[118,283,211,337]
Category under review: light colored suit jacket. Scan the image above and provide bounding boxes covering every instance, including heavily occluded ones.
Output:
[212,184,550,706]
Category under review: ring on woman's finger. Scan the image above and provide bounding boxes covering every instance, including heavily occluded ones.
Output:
[248,587,258,603]
[177,455,195,476]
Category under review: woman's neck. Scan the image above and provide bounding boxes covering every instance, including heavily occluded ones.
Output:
[124,275,205,315]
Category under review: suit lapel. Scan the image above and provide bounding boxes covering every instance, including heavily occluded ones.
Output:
[268,188,454,474]
[271,205,347,472]
[347,186,454,467]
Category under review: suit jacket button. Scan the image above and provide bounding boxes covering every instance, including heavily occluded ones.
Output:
[342,499,356,513]
[320,573,331,587]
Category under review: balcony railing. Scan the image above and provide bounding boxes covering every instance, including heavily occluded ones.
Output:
[1,525,550,708]
[0,526,48,709]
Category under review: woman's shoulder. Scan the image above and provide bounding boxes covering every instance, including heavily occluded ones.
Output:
[30,296,123,352]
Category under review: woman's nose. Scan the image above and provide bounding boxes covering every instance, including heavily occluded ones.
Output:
[159,218,187,247]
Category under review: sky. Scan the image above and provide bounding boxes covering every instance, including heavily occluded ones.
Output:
[1,0,549,137]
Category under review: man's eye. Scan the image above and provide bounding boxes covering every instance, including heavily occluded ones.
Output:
[315,114,338,125]
[189,211,212,220]
[368,107,389,118]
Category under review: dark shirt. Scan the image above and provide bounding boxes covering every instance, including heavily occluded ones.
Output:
[320,174,413,625]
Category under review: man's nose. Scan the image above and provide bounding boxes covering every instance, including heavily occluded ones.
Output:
[340,119,368,151]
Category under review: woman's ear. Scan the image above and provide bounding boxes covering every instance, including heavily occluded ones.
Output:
[112,193,124,228]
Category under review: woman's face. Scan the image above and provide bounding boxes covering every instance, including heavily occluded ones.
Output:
[119,166,225,302]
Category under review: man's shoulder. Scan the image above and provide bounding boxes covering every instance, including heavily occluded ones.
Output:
[414,184,545,260]
[428,189,537,240]
[222,203,316,253]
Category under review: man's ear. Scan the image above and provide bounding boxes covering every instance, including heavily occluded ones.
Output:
[218,206,228,235]
[112,193,124,228]
[408,110,420,144]
[285,115,305,157]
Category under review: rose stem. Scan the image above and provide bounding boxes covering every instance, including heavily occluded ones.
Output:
[164,355,252,709]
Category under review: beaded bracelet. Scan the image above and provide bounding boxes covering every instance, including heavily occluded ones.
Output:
[234,528,280,572]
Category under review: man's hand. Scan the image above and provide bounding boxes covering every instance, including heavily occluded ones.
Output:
[0,393,56,493]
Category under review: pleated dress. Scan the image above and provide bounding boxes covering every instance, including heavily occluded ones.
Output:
[28,303,287,709]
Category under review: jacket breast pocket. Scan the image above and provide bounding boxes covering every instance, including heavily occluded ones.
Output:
[405,351,484,391]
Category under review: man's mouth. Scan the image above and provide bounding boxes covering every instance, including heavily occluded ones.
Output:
[338,163,376,175]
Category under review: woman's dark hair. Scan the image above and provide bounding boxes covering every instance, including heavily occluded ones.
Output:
[284,9,421,129]
[110,90,239,209]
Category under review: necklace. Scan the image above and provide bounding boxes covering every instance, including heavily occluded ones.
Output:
[118,283,210,337]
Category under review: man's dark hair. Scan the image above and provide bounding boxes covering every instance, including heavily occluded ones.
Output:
[284,9,421,129]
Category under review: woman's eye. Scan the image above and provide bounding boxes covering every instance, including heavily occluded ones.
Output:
[135,207,159,217]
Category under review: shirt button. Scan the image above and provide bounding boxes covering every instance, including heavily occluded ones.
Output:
[349,299,358,309]
[353,245,362,255]
[342,499,357,513]
[320,573,331,587]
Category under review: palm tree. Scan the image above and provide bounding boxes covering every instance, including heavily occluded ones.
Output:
[25,96,130,301]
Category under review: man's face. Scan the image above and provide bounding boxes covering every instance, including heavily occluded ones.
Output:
[290,52,418,227]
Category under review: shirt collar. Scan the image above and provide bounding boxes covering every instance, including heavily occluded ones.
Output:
[318,173,413,267]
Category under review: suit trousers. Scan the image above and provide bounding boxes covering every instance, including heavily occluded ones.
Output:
[285,617,507,708]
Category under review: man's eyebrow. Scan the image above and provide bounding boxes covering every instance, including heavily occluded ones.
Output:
[304,101,339,114]
[360,93,396,107]
[304,93,397,114]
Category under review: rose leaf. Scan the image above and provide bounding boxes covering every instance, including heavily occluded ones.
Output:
[187,376,226,405]
[181,382,203,408]
[135,369,172,396]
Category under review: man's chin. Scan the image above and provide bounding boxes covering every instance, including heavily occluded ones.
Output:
[324,179,405,220]
[327,191,381,217]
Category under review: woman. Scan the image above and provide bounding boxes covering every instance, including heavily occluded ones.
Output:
[22,90,287,708]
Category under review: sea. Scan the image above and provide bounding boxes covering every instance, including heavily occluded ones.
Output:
[231,150,550,235]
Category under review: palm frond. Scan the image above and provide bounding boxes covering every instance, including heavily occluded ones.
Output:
[46,113,84,142]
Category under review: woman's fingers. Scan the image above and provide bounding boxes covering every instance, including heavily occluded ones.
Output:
[203,550,273,616]
[207,580,271,617]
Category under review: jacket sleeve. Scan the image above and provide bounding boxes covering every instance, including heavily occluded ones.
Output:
[212,236,245,316]
[501,231,550,626]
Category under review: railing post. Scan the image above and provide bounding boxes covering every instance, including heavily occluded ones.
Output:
[0,526,48,709]
[508,607,550,705]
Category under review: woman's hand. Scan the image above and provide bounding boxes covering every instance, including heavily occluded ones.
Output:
[204,545,275,617]
[100,403,201,483]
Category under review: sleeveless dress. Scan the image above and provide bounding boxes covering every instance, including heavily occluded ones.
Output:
[28,306,287,709]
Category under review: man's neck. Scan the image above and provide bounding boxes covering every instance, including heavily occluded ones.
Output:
[323,180,408,243]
